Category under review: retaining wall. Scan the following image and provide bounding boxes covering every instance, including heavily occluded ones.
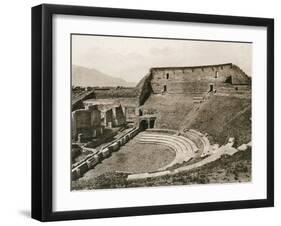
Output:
[71,127,140,180]
[150,63,251,94]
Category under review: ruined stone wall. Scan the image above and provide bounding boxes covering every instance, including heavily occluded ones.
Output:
[151,81,212,94]
[125,106,138,122]
[72,110,91,130]
[72,107,103,140]
[87,105,101,127]
[113,105,126,127]
[72,127,140,180]
[150,63,250,94]
[104,109,113,127]
[93,87,138,99]
[72,110,92,139]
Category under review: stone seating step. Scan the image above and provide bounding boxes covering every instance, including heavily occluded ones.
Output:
[136,137,187,154]
[137,134,193,153]
[137,133,195,152]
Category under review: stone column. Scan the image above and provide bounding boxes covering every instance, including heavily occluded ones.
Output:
[112,107,118,126]
[93,129,97,138]
[103,110,107,127]
[123,106,127,121]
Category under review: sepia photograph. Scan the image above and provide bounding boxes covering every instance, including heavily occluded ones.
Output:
[71,34,252,191]
[31,3,274,221]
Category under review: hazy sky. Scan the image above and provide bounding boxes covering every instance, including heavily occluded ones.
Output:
[72,35,252,83]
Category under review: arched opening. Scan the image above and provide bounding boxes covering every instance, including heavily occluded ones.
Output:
[149,119,155,128]
[166,73,169,79]
[225,75,232,84]
[139,120,149,131]
[139,109,143,116]
[163,85,167,92]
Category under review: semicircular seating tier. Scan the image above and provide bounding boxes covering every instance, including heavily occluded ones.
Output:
[135,131,198,170]
[182,129,211,157]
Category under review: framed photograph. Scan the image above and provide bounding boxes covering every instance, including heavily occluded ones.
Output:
[32,4,274,221]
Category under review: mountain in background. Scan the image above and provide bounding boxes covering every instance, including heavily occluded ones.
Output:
[72,65,136,87]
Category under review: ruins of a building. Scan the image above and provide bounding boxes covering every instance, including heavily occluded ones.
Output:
[83,99,137,126]
[72,100,129,142]
[71,63,251,143]
[71,63,252,185]
[149,63,251,94]
[72,105,104,142]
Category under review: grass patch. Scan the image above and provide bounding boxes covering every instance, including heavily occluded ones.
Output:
[184,95,251,146]
[141,94,194,130]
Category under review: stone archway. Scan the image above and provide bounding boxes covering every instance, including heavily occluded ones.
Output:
[139,117,156,131]
[149,119,155,128]
[139,120,149,131]
[225,75,232,84]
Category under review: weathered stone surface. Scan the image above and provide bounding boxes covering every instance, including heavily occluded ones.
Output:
[150,63,250,94]
[238,144,248,151]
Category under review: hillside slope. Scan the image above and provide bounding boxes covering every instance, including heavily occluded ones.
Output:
[141,94,194,130]
[72,65,136,87]
[181,95,251,146]
[141,93,251,146]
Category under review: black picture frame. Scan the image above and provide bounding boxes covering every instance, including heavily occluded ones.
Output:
[32,3,274,222]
